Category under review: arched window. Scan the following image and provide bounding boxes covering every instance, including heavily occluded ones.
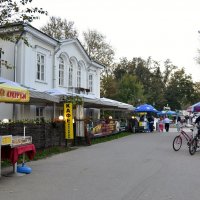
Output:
[59,57,64,86]
[77,64,81,88]
[68,60,73,87]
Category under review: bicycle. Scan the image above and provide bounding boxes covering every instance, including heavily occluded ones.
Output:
[172,124,194,151]
[189,125,200,155]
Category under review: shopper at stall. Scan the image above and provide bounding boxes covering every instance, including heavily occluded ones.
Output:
[147,115,154,132]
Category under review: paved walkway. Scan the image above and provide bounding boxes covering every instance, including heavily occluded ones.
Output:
[0,127,199,200]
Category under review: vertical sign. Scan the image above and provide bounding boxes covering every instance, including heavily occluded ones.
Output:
[64,103,74,139]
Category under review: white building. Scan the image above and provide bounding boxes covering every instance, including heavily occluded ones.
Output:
[0,23,104,121]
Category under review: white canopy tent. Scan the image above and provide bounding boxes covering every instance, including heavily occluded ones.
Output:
[45,89,134,111]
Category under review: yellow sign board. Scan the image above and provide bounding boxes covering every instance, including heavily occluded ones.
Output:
[63,103,74,139]
[0,85,30,103]
[1,135,12,146]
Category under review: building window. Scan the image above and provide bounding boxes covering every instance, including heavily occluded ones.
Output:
[36,53,45,81]
[36,107,44,122]
[77,65,81,88]
[58,108,63,116]
[88,74,93,93]
[68,60,73,87]
[59,57,64,86]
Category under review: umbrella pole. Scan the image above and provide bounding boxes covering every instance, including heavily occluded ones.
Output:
[22,125,26,164]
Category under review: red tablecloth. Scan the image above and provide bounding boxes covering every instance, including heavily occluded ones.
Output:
[1,144,36,164]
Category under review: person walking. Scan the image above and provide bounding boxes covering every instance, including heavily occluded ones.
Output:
[148,115,154,132]
[158,117,164,132]
[176,115,181,132]
[163,116,170,132]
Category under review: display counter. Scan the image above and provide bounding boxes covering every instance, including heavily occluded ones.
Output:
[1,144,36,164]
[0,135,35,177]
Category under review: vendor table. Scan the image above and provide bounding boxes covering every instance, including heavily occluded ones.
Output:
[1,143,36,176]
[1,144,36,164]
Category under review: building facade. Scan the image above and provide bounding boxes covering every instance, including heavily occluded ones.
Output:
[0,23,104,121]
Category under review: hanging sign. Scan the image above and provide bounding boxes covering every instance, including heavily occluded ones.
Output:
[0,85,30,102]
[63,103,74,139]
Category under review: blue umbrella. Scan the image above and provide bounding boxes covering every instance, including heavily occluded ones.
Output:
[134,104,158,113]
[157,110,177,116]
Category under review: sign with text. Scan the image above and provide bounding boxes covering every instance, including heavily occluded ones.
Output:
[0,85,30,102]
[63,103,74,139]
[1,135,12,146]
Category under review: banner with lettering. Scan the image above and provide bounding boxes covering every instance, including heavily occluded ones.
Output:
[63,103,74,139]
[0,85,30,103]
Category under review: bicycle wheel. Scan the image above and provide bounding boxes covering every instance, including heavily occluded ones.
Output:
[189,138,197,155]
[173,136,182,151]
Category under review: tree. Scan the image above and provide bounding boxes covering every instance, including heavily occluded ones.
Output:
[116,74,146,105]
[164,68,196,110]
[113,57,138,80]
[100,74,117,99]
[162,59,177,86]
[147,66,167,110]
[0,0,47,40]
[82,29,115,75]
[113,57,166,108]
[40,16,78,40]
[0,0,47,68]
[196,31,200,64]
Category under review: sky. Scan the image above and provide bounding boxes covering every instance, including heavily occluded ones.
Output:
[31,0,200,81]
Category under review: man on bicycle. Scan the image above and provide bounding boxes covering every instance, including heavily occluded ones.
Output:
[194,115,200,139]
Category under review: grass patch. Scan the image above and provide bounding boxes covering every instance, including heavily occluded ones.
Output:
[1,132,132,168]
[91,131,132,145]
[33,146,74,161]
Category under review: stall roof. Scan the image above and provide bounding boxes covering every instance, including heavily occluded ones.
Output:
[45,89,134,111]
[29,90,60,104]
[0,78,60,104]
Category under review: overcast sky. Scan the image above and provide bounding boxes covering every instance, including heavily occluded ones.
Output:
[32,0,200,81]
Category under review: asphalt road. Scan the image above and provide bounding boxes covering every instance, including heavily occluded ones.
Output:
[1,128,200,200]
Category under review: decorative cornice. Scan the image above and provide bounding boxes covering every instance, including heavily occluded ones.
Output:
[24,25,58,47]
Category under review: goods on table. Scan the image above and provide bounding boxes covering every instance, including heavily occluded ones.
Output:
[11,136,32,147]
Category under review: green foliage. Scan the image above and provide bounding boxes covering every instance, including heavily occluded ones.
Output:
[104,56,200,110]
[91,132,131,145]
[66,96,83,107]
[165,68,196,110]
[116,74,146,105]
[40,16,78,40]
[0,0,47,69]
[100,74,117,99]
[0,0,47,27]
[83,29,115,70]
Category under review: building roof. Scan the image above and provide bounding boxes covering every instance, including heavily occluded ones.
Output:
[0,22,105,69]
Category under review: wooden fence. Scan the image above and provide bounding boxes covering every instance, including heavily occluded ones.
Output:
[0,122,66,149]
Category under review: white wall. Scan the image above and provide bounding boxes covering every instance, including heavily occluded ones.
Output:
[0,25,103,121]
[17,33,55,91]
[0,40,15,80]
[55,41,102,97]
[0,103,13,121]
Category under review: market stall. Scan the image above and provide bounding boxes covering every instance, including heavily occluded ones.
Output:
[134,104,158,132]
[0,77,35,176]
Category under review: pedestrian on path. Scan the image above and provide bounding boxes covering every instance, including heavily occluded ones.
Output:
[158,117,164,132]
[163,116,170,132]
